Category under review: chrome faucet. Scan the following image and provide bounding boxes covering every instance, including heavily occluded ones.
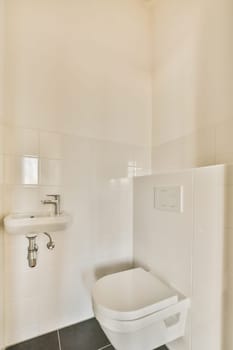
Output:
[41,194,61,216]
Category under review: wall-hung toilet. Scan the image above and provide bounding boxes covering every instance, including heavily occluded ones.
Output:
[92,268,190,350]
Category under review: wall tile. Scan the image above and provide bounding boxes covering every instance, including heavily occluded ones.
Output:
[222,165,233,186]
[0,184,4,350]
[191,166,225,350]
[5,296,40,346]
[215,153,233,165]
[183,128,215,168]
[152,138,184,172]
[224,228,233,292]
[224,289,233,350]
[40,159,63,186]
[0,185,3,218]
[134,170,193,297]
[0,155,3,184]
[225,187,233,229]
[4,127,39,156]
[93,178,133,262]
[0,124,4,155]
[4,185,40,214]
[94,140,128,181]
[5,263,40,301]
[0,131,4,350]
[39,132,64,159]
[216,120,233,159]
[38,297,59,335]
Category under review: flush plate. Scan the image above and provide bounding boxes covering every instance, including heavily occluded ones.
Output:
[154,186,183,212]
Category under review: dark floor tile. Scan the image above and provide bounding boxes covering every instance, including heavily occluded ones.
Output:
[59,318,110,350]
[6,331,59,350]
[105,345,168,350]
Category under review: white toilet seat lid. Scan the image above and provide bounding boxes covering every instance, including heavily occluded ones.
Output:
[92,268,178,321]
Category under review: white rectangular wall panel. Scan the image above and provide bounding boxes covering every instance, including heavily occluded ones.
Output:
[133,165,226,350]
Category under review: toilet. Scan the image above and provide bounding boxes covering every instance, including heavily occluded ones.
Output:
[92,268,190,350]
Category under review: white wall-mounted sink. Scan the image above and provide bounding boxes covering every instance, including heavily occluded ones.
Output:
[4,212,71,235]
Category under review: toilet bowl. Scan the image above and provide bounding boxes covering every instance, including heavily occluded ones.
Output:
[92,268,190,350]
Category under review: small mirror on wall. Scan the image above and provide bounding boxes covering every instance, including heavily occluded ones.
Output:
[21,156,39,185]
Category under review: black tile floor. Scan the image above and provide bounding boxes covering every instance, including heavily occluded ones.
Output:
[6,318,168,350]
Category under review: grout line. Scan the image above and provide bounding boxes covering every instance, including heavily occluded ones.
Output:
[97,344,112,350]
[57,330,62,350]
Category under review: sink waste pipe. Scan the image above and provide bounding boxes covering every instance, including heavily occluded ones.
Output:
[27,235,38,268]
[26,232,55,268]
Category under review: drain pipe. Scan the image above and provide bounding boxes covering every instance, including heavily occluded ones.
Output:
[26,235,38,268]
[43,232,55,250]
[26,233,55,268]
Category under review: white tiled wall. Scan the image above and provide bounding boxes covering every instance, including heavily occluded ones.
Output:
[3,129,151,346]
[0,126,4,350]
[4,0,151,147]
[134,171,194,297]
[2,0,152,346]
[191,166,225,350]
[151,0,233,172]
[1,0,232,348]
[150,0,233,348]
[134,171,193,350]
[0,0,5,348]
[133,165,227,350]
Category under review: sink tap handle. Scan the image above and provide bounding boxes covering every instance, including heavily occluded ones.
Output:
[46,194,60,200]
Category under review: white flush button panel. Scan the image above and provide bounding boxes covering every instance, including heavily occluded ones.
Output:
[154,186,183,212]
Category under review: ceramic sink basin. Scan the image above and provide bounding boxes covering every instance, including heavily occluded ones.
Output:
[4,212,71,235]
